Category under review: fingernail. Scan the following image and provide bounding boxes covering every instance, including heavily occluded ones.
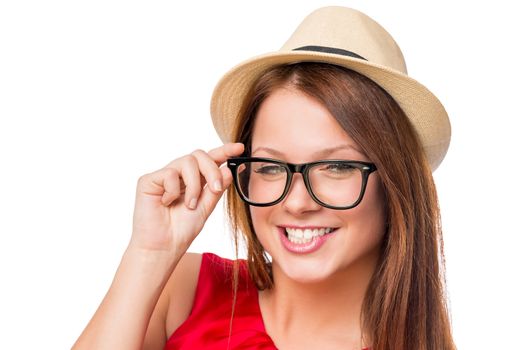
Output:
[189,198,197,209]
[213,180,222,192]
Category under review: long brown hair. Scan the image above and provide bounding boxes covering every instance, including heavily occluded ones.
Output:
[226,62,455,349]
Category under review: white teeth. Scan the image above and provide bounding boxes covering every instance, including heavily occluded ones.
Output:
[304,229,312,240]
[284,227,334,244]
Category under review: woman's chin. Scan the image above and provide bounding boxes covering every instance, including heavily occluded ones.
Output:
[275,261,335,285]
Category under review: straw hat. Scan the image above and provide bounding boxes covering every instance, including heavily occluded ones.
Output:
[210,6,450,171]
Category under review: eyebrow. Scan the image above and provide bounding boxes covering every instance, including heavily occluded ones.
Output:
[251,144,365,158]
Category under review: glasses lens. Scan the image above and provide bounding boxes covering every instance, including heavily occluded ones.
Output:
[236,161,288,204]
[308,162,363,207]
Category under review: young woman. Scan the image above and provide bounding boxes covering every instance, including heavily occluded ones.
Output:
[74,6,456,350]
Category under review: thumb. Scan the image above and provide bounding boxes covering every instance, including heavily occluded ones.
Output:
[196,165,234,218]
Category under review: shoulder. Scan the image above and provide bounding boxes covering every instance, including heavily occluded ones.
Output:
[163,252,249,331]
[163,253,246,334]
[163,252,204,336]
[143,252,203,350]
[145,252,249,349]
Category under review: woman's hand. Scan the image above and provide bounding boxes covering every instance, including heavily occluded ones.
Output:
[73,144,246,350]
[129,142,244,256]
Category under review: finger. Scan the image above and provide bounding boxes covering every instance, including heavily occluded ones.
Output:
[138,168,183,207]
[160,168,181,206]
[219,163,235,189]
[207,142,245,165]
[190,149,225,194]
[177,155,202,209]
[162,143,244,170]
[138,168,179,197]
[196,164,235,218]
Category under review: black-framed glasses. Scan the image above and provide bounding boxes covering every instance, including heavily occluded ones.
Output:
[227,157,377,210]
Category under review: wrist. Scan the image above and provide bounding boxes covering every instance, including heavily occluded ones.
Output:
[119,245,183,289]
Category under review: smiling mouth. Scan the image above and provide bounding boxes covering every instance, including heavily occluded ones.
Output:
[282,227,337,245]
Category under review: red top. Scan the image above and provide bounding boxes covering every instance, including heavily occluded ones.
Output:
[165,252,369,349]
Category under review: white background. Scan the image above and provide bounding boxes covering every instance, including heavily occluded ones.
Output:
[1,1,523,349]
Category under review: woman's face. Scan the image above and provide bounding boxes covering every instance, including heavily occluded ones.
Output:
[249,87,387,283]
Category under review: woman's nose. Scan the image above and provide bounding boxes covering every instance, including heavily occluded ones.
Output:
[281,173,322,214]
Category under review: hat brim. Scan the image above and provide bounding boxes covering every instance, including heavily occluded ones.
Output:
[210,50,450,171]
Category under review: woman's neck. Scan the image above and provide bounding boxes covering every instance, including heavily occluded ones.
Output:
[259,249,379,349]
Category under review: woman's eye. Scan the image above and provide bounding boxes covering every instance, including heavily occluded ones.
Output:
[322,163,357,174]
[254,165,286,175]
